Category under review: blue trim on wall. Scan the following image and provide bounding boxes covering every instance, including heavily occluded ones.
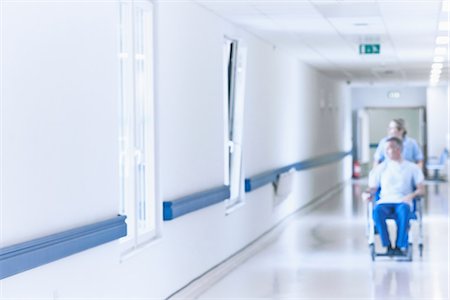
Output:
[245,150,352,192]
[163,151,351,221]
[163,185,230,221]
[370,143,378,149]
[0,215,127,280]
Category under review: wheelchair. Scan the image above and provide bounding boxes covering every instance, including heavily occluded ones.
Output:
[365,191,423,261]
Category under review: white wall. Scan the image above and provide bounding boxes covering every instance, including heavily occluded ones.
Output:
[1,2,119,246]
[351,86,427,166]
[352,86,427,110]
[1,1,351,298]
[351,86,448,169]
[426,87,449,159]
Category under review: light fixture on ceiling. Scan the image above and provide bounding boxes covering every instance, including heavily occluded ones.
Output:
[433,56,445,62]
[443,1,449,12]
[353,22,368,27]
[432,63,444,69]
[430,72,440,83]
[436,36,449,44]
[430,73,440,79]
[431,68,442,75]
[430,79,440,85]
[439,21,449,31]
[435,47,448,55]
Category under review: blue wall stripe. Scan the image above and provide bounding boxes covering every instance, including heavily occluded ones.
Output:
[0,215,127,280]
[163,186,230,221]
[370,143,378,149]
[245,150,351,192]
[163,151,350,220]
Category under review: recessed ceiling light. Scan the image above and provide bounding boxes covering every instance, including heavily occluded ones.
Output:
[439,21,449,31]
[434,56,445,62]
[436,36,449,44]
[431,69,442,74]
[435,47,448,55]
[443,1,449,12]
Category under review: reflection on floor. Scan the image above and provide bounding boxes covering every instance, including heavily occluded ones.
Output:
[197,180,449,299]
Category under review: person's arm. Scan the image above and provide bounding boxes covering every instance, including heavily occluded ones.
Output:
[402,182,425,205]
[364,166,381,201]
[373,160,380,168]
[416,160,423,169]
[362,187,378,202]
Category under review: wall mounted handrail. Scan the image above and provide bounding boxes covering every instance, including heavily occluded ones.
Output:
[163,186,230,221]
[1,151,351,279]
[245,150,352,192]
[163,150,352,221]
[0,215,127,280]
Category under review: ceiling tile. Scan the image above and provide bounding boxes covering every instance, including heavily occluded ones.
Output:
[312,1,380,18]
[196,0,445,85]
[327,17,387,35]
[251,1,321,17]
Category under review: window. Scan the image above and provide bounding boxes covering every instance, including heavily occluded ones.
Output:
[223,38,247,212]
[118,0,157,249]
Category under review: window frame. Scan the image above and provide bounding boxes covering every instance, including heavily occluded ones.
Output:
[118,0,160,258]
[223,37,247,214]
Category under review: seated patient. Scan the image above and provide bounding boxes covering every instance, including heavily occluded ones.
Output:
[366,137,425,255]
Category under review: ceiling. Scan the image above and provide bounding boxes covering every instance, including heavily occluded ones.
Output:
[195,0,449,87]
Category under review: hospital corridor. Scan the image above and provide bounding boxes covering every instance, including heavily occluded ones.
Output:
[192,180,448,299]
[0,0,449,299]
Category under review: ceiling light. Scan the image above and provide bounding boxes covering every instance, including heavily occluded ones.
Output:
[443,1,449,12]
[432,63,444,69]
[436,36,449,44]
[431,69,442,74]
[439,21,449,31]
[435,47,448,55]
[430,71,440,77]
[434,56,445,62]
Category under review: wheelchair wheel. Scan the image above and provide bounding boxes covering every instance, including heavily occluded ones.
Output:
[369,243,375,261]
[419,243,423,257]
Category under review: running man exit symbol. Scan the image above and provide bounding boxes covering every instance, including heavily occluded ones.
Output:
[359,44,380,54]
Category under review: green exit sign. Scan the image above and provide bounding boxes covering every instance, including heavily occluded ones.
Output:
[359,44,380,54]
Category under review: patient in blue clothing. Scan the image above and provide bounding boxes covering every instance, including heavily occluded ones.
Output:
[365,137,425,256]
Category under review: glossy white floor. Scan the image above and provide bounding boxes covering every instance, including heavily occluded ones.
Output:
[197,180,449,299]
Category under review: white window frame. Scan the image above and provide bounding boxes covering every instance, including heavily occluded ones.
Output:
[118,0,159,257]
[223,37,247,214]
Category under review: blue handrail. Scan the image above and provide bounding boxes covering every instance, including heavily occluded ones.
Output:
[0,215,127,280]
[245,150,351,192]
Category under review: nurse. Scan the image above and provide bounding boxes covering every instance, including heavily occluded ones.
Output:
[373,118,423,169]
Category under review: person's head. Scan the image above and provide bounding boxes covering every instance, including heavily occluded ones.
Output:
[388,118,407,138]
[385,136,403,161]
